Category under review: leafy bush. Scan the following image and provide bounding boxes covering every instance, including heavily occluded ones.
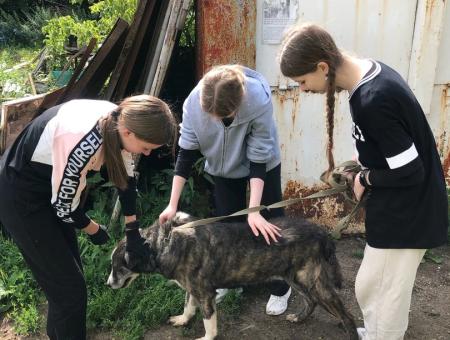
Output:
[0,6,58,47]
[0,47,41,102]
[42,0,138,70]
[42,15,102,69]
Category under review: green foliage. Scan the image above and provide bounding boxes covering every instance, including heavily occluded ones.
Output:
[352,248,364,259]
[219,289,243,318]
[0,47,40,102]
[0,6,57,47]
[42,0,138,70]
[42,15,102,70]
[89,0,138,29]
[10,305,40,335]
[423,250,443,264]
[0,237,44,334]
[178,0,195,49]
[87,275,184,340]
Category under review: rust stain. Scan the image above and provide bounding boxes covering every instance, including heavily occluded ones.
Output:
[273,87,300,126]
[439,84,450,184]
[443,152,450,185]
[441,85,449,115]
[196,0,256,79]
[283,180,365,232]
[424,0,438,30]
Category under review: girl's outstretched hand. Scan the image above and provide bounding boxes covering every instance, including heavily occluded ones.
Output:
[247,212,282,245]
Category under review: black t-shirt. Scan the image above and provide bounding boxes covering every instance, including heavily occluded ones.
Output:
[350,60,448,248]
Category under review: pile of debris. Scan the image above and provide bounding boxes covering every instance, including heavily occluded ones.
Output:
[0,0,190,155]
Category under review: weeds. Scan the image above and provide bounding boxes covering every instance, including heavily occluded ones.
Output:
[351,248,364,259]
[0,237,44,335]
[0,47,41,102]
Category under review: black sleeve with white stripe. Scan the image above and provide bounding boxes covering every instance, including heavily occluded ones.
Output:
[362,101,425,187]
[369,156,424,187]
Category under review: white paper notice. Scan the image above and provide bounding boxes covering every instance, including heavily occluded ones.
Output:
[262,0,299,44]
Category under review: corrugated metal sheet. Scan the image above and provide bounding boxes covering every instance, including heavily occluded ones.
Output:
[429,1,450,180]
[196,0,257,78]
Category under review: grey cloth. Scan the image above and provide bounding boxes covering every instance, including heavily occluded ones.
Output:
[179,67,280,178]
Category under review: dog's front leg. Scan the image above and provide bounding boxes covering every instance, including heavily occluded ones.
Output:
[169,292,197,326]
[197,296,217,340]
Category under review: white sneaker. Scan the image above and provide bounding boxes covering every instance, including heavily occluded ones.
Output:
[215,287,243,304]
[357,327,369,340]
[265,287,291,315]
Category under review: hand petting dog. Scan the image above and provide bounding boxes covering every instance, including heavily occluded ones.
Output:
[247,212,281,245]
[124,221,150,270]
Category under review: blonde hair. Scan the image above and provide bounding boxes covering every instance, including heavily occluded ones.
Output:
[102,95,177,189]
[200,65,245,118]
[279,23,344,173]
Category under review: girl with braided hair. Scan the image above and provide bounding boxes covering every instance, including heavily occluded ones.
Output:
[0,95,177,339]
[279,23,448,340]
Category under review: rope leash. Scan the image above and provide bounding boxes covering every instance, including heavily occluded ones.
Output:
[177,161,366,238]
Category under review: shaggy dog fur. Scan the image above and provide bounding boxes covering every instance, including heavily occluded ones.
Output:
[107,212,357,340]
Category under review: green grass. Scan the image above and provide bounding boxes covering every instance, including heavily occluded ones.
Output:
[87,274,185,340]
[0,237,44,335]
[351,248,365,259]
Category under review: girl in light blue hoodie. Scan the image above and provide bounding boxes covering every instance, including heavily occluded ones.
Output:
[159,65,291,315]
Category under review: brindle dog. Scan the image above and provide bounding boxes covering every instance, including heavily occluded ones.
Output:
[107,212,358,340]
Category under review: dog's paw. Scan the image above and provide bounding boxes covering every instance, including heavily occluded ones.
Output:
[168,314,189,326]
[286,313,299,323]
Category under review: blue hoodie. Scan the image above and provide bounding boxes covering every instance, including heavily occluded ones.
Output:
[179,67,280,178]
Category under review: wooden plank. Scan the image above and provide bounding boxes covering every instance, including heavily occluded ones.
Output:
[137,0,171,93]
[150,0,190,96]
[56,38,97,105]
[111,0,158,101]
[104,0,150,101]
[0,94,46,154]
[65,18,129,100]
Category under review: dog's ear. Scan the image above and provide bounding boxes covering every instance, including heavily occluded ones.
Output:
[124,251,140,271]
[124,250,157,273]
[171,212,195,227]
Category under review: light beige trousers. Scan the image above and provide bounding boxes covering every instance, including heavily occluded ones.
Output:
[355,245,426,340]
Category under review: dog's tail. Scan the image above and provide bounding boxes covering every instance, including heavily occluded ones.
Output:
[322,236,343,289]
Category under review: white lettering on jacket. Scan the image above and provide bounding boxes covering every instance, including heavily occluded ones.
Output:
[53,124,103,223]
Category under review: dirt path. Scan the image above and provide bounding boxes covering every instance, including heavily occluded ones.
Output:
[2,237,449,340]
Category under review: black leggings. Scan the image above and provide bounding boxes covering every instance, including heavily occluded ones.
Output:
[212,164,290,296]
[0,175,86,340]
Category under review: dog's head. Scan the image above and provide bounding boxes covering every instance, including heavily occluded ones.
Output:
[106,240,141,289]
[107,212,195,289]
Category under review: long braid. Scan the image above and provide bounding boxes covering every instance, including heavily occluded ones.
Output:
[279,24,343,176]
[325,67,336,173]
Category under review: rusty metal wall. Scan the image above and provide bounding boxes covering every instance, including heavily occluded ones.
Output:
[429,1,450,181]
[196,0,257,79]
[196,0,449,228]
